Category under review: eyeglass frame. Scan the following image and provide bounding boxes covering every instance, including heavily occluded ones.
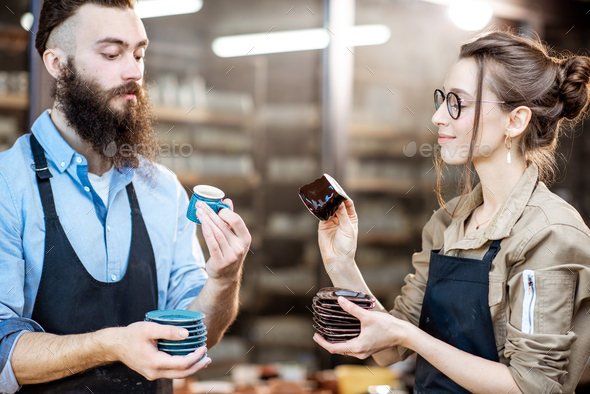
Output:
[434,89,506,120]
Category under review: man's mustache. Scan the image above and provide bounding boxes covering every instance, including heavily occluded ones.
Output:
[108,82,141,97]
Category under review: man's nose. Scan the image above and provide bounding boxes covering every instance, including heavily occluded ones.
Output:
[121,54,143,82]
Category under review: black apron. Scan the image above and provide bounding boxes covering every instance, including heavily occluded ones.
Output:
[20,135,172,394]
[414,238,502,393]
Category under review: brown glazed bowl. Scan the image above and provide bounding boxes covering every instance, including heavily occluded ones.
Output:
[299,174,349,221]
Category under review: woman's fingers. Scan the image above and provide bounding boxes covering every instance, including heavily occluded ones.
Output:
[313,334,367,359]
[334,203,353,233]
[337,296,369,320]
[313,333,349,354]
[343,199,356,219]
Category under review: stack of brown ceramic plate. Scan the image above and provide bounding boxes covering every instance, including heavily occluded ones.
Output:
[312,287,375,343]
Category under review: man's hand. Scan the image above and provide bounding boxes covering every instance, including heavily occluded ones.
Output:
[196,199,251,282]
[187,199,251,347]
[111,321,211,380]
[13,322,211,385]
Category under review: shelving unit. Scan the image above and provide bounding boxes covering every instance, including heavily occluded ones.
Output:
[0,94,29,111]
[154,106,252,127]
[175,173,261,189]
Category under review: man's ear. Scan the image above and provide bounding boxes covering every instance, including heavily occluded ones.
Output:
[42,47,67,80]
[506,106,532,139]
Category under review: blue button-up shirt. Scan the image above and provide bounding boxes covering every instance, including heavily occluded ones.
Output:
[0,111,208,392]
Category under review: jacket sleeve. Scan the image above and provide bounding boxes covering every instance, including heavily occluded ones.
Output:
[388,206,450,360]
[505,224,590,394]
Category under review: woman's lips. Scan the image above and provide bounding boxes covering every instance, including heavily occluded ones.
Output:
[438,135,456,144]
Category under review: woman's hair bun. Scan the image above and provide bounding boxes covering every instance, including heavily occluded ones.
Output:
[558,56,590,120]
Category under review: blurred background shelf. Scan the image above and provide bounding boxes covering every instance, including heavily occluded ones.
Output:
[175,172,261,189]
[154,106,252,127]
[0,93,28,110]
[347,177,431,194]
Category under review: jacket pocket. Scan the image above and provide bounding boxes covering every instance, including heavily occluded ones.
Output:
[535,270,577,335]
[489,276,505,306]
[489,275,506,349]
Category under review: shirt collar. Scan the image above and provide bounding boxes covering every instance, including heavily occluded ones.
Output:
[444,163,540,252]
[31,110,76,174]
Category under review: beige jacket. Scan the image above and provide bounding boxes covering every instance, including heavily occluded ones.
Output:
[390,163,590,394]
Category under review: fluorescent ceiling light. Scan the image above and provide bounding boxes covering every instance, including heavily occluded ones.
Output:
[344,24,391,47]
[135,0,203,19]
[213,29,329,58]
[212,24,391,58]
[448,0,493,31]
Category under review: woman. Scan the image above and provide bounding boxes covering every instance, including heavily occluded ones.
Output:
[313,30,590,394]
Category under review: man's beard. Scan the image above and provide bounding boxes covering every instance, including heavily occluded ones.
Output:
[52,58,159,179]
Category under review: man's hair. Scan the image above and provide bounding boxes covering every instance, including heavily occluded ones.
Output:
[35,0,137,58]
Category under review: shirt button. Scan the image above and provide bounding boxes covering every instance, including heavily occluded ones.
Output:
[84,186,90,192]
[76,157,82,164]
[107,225,111,232]
[111,274,117,281]
[60,162,65,167]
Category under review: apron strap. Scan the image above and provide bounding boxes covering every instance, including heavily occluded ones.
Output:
[30,134,52,180]
[482,239,502,262]
[30,134,58,219]
[126,182,141,215]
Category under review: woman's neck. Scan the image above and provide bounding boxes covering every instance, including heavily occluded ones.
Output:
[473,155,527,217]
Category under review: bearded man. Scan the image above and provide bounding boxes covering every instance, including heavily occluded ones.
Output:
[0,1,251,393]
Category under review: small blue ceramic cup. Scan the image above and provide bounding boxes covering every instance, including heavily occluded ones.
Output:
[187,185,231,225]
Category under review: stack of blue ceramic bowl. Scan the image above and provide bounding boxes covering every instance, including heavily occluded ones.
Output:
[145,310,207,356]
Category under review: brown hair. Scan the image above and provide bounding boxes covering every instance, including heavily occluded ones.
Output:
[436,29,590,217]
[35,0,137,58]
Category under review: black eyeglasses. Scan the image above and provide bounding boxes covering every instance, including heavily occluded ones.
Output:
[434,89,506,120]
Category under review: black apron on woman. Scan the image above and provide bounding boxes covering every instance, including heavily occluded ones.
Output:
[413,238,502,393]
[20,135,172,393]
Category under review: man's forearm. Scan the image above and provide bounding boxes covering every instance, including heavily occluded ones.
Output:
[11,328,117,385]
[187,274,241,347]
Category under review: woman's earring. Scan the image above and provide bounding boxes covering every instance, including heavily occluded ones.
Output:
[57,76,60,85]
[505,135,512,164]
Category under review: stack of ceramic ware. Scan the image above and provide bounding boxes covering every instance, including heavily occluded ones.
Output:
[145,310,207,356]
[312,287,375,343]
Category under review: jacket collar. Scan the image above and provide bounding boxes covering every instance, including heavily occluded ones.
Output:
[444,163,539,253]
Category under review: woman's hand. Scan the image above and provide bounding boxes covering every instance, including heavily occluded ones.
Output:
[318,199,359,271]
[313,296,415,359]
